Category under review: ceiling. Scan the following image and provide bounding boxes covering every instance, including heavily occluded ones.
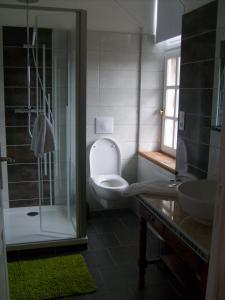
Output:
[0,0,214,33]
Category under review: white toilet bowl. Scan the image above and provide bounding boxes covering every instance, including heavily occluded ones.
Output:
[89,138,129,207]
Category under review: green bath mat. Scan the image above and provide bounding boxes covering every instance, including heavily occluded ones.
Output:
[8,254,96,300]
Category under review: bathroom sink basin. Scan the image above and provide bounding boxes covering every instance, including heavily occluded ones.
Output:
[177,180,217,225]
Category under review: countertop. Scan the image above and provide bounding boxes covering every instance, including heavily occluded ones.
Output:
[138,194,212,262]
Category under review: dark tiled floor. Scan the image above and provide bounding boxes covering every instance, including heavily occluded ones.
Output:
[61,209,185,300]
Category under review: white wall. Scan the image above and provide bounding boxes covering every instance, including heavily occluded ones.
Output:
[137,155,175,182]
[86,30,170,210]
[139,35,166,152]
[86,30,140,210]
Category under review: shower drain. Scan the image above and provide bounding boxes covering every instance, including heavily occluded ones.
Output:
[27,212,39,217]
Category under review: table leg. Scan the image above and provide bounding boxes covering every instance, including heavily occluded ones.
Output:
[139,217,147,289]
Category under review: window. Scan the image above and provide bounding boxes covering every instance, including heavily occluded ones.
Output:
[161,49,180,157]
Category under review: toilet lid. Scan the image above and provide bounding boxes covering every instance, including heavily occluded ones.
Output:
[89,138,121,176]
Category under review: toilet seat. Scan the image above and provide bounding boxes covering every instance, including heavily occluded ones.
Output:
[90,174,128,201]
[89,138,129,205]
[91,174,128,191]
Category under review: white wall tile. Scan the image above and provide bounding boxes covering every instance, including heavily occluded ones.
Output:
[86,124,137,145]
[87,31,100,51]
[119,141,137,161]
[141,71,164,89]
[140,34,154,53]
[87,70,99,88]
[114,125,137,142]
[139,142,160,152]
[86,30,165,210]
[139,125,161,143]
[121,157,138,183]
[100,106,138,125]
[52,29,68,50]
[86,105,100,125]
[140,107,161,125]
[87,51,100,70]
[100,32,139,53]
[100,88,138,107]
[141,89,163,108]
[141,53,164,72]
[100,70,138,89]
[142,34,166,54]
[54,68,68,87]
[52,50,67,67]
[87,106,137,126]
[137,156,174,182]
[100,51,139,71]
[87,88,100,106]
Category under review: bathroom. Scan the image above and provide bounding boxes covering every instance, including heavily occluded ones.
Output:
[0,0,225,299]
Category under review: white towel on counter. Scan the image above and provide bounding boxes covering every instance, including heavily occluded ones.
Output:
[122,180,177,198]
[31,114,55,157]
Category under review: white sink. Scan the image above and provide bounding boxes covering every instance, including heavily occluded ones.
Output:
[177,180,217,225]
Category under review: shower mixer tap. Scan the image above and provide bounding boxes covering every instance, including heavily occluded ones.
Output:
[0,157,15,163]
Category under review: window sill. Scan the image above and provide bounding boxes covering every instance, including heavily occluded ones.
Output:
[138,151,177,174]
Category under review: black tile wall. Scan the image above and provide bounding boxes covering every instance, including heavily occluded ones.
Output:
[182,1,217,39]
[181,31,216,63]
[7,162,53,182]
[178,115,211,144]
[6,126,32,145]
[3,27,52,48]
[8,181,50,202]
[4,87,51,106]
[5,107,36,126]
[3,26,52,208]
[179,89,213,117]
[3,47,52,68]
[221,41,225,59]
[9,198,51,208]
[7,146,37,163]
[4,67,52,87]
[8,164,39,182]
[177,1,217,179]
[185,140,210,172]
[180,60,215,89]
[187,165,208,179]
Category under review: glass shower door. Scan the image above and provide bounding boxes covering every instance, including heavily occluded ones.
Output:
[34,12,77,239]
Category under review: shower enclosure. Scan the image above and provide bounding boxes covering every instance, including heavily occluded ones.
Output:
[0,4,87,249]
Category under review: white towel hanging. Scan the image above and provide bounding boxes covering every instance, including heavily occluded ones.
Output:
[31,113,56,157]
[122,180,177,198]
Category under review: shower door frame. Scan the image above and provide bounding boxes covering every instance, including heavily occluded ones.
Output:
[0,4,87,249]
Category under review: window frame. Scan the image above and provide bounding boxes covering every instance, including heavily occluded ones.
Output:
[161,48,181,157]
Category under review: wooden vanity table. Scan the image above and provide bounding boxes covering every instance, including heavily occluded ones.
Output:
[138,195,212,300]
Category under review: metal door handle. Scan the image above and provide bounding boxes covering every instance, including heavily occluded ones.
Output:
[0,157,15,163]
[159,108,165,116]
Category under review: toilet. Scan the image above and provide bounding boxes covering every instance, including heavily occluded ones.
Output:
[89,138,129,208]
